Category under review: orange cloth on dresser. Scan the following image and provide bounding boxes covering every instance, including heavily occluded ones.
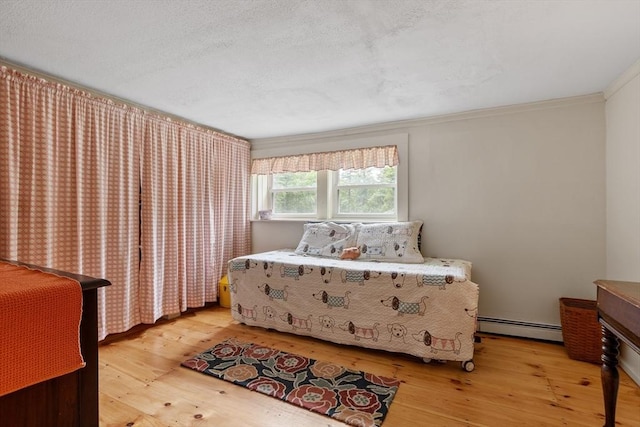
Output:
[0,261,85,397]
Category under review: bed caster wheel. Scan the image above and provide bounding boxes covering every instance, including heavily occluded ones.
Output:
[422,358,432,364]
[462,360,475,372]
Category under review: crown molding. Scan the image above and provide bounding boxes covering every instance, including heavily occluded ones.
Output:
[250,93,604,148]
[604,59,640,100]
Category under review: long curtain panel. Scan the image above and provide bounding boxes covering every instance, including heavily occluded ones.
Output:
[0,67,141,339]
[73,97,142,338]
[211,135,252,289]
[0,65,251,340]
[139,123,251,320]
[138,119,181,322]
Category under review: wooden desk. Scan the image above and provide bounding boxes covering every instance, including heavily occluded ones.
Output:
[0,260,110,427]
[595,280,640,427]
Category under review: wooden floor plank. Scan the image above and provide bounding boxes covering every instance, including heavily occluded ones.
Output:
[99,306,640,427]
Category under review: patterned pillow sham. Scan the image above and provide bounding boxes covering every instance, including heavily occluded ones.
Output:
[355,220,424,263]
[294,222,357,258]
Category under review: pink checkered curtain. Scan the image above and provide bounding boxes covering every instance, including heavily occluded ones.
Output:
[139,119,180,321]
[139,120,250,322]
[210,133,251,281]
[0,67,141,340]
[0,65,251,336]
[74,98,142,340]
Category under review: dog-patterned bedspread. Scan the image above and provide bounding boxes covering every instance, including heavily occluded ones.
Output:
[228,250,479,364]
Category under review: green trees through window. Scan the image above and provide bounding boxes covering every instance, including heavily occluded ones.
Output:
[272,171,317,214]
[337,167,396,214]
[270,166,396,217]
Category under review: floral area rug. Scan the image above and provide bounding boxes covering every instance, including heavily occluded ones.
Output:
[181,338,400,427]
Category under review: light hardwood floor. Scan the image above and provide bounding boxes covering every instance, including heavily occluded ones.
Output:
[99,306,639,427]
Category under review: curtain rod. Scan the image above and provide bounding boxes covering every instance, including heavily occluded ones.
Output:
[0,57,247,143]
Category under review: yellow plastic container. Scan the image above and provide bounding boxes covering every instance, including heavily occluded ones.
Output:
[218,275,231,308]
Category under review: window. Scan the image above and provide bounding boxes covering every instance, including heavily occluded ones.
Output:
[255,165,397,221]
[251,139,408,222]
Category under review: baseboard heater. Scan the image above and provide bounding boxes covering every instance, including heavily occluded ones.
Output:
[477,316,563,342]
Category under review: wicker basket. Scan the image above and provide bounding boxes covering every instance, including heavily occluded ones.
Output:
[559,298,602,364]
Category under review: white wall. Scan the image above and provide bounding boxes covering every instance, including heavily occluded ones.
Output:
[251,95,607,341]
[604,59,640,385]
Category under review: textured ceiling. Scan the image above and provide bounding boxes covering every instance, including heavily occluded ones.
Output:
[1,0,639,139]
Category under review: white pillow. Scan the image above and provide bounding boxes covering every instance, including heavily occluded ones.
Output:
[294,222,357,258]
[355,221,424,263]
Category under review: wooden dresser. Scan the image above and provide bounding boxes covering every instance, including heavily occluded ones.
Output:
[0,261,110,427]
[595,279,640,427]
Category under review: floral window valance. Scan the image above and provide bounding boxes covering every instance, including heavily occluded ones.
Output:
[250,145,399,175]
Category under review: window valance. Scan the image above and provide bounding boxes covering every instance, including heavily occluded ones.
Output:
[250,145,399,175]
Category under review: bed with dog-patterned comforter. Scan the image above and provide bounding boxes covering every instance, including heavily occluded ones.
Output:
[228,250,479,370]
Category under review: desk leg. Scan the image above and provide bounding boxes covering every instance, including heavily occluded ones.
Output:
[601,325,620,427]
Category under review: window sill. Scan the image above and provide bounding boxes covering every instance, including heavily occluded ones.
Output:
[250,218,400,224]
[250,218,309,223]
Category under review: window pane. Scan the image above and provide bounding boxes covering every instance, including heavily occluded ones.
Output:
[271,171,317,214]
[338,166,395,185]
[338,187,395,214]
[273,190,316,214]
[273,171,317,189]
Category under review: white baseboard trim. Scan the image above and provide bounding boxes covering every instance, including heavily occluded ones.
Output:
[477,316,563,342]
[478,317,640,386]
[620,346,640,387]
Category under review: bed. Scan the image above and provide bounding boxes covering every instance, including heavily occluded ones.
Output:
[228,221,479,371]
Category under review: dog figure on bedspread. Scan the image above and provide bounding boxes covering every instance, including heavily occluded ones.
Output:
[413,330,462,355]
[387,322,408,343]
[340,269,381,285]
[391,272,406,288]
[319,266,333,284]
[339,321,380,342]
[416,274,454,290]
[280,264,313,280]
[262,261,275,277]
[318,315,336,332]
[232,303,258,321]
[258,283,288,301]
[229,259,258,273]
[380,295,429,316]
[280,312,312,331]
[312,290,351,309]
[263,305,277,321]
